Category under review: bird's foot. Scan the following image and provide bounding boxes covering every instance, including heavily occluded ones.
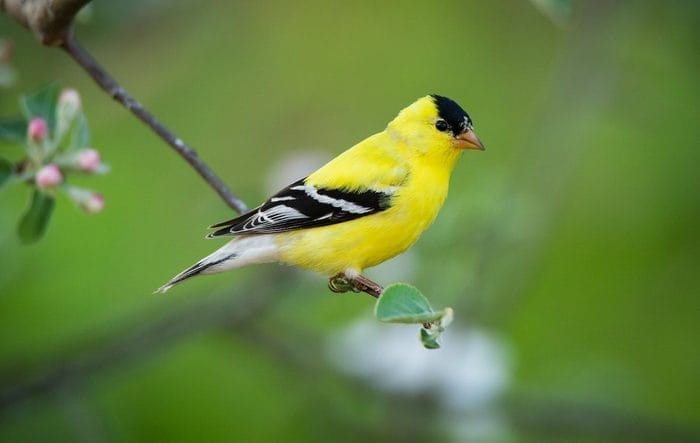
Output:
[328,274,358,293]
[328,273,384,299]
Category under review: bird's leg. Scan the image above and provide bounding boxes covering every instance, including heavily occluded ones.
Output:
[328,273,384,299]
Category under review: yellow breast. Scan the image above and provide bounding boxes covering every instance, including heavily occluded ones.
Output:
[275,156,453,276]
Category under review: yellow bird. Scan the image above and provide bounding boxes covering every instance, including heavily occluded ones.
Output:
[157,95,484,293]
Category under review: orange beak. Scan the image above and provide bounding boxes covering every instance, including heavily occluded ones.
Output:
[453,129,485,151]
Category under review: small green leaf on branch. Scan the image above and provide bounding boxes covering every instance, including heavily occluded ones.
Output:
[420,307,453,349]
[374,283,454,349]
[375,283,442,323]
[18,189,55,243]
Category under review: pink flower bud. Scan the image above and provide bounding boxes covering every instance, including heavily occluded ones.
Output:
[28,117,48,142]
[65,185,105,214]
[83,192,105,214]
[59,88,81,110]
[77,148,101,172]
[36,164,63,188]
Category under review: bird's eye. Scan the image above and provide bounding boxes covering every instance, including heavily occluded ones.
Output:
[435,120,449,132]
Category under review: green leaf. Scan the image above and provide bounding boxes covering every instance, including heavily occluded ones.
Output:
[18,190,55,243]
[420,328,442,349]
[374,283,442,324]
[375,283,455,349]
[0,157,12,187]
[0,116,27,143]
[420,308,454,350]
[20,83,59,133]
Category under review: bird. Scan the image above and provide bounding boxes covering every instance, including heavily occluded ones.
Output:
[156,95,484,293]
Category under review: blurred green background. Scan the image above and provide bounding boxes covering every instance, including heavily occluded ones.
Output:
[1,1,699,442]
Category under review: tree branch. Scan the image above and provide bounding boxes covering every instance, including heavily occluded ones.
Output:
[1,0,248,213]
[60,34,248,213]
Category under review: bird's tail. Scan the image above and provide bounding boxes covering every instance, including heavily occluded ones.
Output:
[155,235,279,293]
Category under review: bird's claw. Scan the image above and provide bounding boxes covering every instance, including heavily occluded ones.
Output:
[328,274,360,293]
[328,273,383,298]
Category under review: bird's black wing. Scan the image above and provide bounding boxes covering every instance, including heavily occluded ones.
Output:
[207,178,394,237]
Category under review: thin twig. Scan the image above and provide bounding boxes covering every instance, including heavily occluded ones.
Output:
[350,274,383,298]
[60,34,248,214]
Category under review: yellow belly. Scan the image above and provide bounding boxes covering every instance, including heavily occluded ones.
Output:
[275,167,450,276]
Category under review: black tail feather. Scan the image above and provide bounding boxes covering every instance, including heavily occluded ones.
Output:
[155,253,238,293]
[155,261,206,293]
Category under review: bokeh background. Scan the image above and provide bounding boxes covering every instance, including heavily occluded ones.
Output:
[1,1,699,442]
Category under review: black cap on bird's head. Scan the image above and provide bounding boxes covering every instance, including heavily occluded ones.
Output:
[430,94,485,150]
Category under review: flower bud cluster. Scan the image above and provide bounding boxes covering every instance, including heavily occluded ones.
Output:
[23,87,108,214]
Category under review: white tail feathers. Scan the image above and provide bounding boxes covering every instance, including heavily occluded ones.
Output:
[155,235,280,293]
